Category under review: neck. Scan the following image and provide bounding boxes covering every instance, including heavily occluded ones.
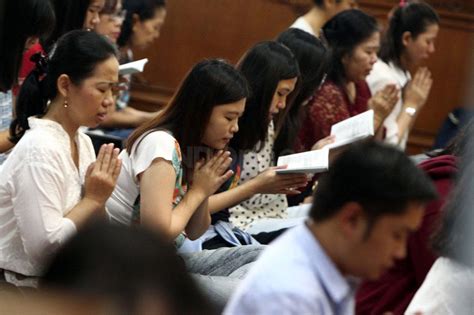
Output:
[307,220,348,275]
[304,7,329,37]
[398,53,411,71]
[43,99,79,141]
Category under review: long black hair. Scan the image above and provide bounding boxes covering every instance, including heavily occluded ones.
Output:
[379,1,439,68]
[322,9,378,87]
[10,30,118,143]
[0,0,55,91]
[231,41,300,153]
[117,0,166,48]
[274,28,328,157]
[42,0,94,52]
[126,59,249,178]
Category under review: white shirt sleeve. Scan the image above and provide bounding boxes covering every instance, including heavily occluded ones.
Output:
[131,131,178,179]
[367,60,404,146]
[11,159,77,263]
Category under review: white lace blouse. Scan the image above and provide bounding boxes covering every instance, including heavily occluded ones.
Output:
[229,121,288,230]
[0,117,95,278]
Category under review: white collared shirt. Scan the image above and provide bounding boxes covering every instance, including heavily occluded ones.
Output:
[0,117,95,277]
[367,59,411,149]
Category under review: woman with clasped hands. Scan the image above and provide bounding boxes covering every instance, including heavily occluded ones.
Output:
[0,30,121,287]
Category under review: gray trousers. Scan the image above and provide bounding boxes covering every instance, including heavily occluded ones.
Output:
[180,245,264,310]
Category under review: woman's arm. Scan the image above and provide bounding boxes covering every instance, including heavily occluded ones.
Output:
[208,167,308,214]
[140,151,233,240]
[13,144,120,261]
[0,130,14,153]
[139,159,208,241]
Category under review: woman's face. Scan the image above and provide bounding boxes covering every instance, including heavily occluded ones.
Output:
[84,0,106,30]
[95,0,124,43]
[269,77,298,119]
[64,56,119,128]
[343,31,380,82]
[201,99,246,150]
[403,23,439,67]
[131,8,167,50]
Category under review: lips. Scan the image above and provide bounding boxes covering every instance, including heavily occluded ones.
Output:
[97,112,107,122]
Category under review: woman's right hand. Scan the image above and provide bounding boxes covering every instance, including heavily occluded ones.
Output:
[369,83,399,120]
[252,166,309,195]
[191,150,234,197]
[83,143,122,207]
[403,67,433,110]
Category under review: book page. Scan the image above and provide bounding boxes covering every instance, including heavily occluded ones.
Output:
[325,109,374,150]
[276,149,329,174]
[119,58,149,75]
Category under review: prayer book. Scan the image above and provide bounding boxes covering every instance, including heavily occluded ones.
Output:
[119,58,149,75]
[276,148,329,174]
[324,109,374,150]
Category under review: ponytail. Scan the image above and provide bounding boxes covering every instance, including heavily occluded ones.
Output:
[10,53,50,143]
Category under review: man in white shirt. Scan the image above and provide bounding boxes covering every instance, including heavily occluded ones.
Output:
[225,141,437,315]
[290,0,358,37]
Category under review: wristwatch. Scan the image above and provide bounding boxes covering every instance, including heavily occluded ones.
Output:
[404,107,417,117]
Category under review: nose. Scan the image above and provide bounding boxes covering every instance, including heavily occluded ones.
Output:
[370,52,378,65]
[428,43,435,54]
[92,12,101,27]
[230,120,239,133]
[279,100,286,110]
[394,242,407,260]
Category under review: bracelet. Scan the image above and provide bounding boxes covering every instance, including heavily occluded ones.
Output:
[404,107,417,117]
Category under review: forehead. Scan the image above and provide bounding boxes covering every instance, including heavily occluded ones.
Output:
[417,23,439,39]
[213,98,246,113]
[371,203,425,233]
[276,77,298,90]
[357,31,380,48]
[87,57,119,81]
[90,0,105,8]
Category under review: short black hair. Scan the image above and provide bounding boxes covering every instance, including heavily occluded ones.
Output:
[0,0,55,91]
[117,0,166,48]
[380,1,439,66]
[321,9,378,87]
[42,221,216,314]
[310,141,437,227]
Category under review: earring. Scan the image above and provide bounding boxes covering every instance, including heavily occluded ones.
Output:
[64,99,68,108]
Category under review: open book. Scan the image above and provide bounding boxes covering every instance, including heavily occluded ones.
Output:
[119,58,149,75]
[276,148,329,174]
[325,109,374,150]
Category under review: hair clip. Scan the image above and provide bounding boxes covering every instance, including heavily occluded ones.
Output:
[30,52,49,81]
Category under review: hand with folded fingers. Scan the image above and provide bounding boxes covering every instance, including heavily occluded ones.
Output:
[369,83,399,121]
[83,143,122,207]
[191,150,234,197]
[403,67,433,111]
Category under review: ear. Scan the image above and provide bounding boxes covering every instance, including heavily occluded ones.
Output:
[337,201,367,240]
[402,31,412,47]
[57,74,71,98]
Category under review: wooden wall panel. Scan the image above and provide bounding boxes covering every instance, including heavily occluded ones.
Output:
[130,0,474,154]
